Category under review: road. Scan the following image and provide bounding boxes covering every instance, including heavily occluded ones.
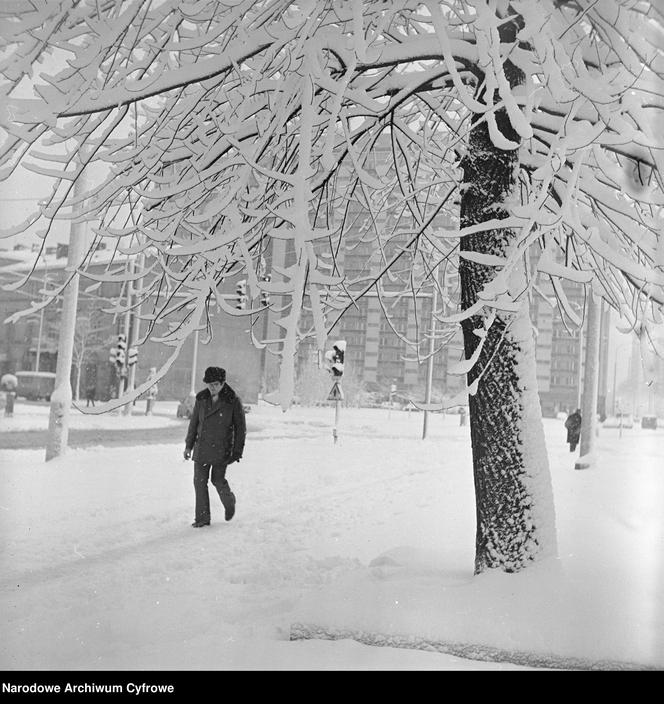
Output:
[1,424,186,450]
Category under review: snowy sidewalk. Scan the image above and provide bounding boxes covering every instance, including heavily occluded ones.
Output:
[0,400,184,433]
[1,405,662,670]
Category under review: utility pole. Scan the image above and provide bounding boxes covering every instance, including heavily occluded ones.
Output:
[35,307,44,371]
[575,296,602,470]
[122,254,143,415]
[611,340,630,417]
[45,179,88,462]
[576,313,585,409]
[423,278,439,439]
[189,329,199,399]
[612,353,618,416]
[35,265,49,372]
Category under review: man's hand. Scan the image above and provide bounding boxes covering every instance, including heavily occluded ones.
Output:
[183,448,192,460]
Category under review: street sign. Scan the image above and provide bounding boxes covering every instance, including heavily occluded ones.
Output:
[327,381,344,401]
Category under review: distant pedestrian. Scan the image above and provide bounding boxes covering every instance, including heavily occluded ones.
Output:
[145,368,158,415]
[565,408,582,452]
[85,384,96,407]
[183,366,246,528]
[1,373,17,417]
[3,390,15,417]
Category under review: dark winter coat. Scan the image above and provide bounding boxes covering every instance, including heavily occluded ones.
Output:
[185,384,246,465]
[564,411,582,445]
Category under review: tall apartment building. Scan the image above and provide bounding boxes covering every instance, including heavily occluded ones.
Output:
[289,262,611,414]
[261,136,612,412]
[0,239,620,413]
[531,278,612,418]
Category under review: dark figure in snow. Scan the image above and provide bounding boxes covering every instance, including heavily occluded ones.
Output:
[4,389,16,416]
[184,366,246,527]
[565,409,582,452]
[85,385,96,407]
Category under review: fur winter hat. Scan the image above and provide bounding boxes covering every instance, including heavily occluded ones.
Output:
[203,366,226,383]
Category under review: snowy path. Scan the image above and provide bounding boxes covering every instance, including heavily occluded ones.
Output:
[1,425,475,670]
[1,406,663,670]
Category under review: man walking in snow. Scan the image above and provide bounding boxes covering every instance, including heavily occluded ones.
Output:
[85,384,96,407]
[565,409,582,453]
[183,366,246,527]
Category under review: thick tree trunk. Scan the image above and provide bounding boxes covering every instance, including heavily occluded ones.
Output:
[459,53,557,573]
[575,295,602,469]
[45,178,87,462]
[74,360,82,402]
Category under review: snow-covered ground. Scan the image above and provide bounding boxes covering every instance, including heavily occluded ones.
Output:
[1,401,662,670]
[0,398,184,432]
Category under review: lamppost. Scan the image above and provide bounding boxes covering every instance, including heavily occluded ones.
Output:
[610,340,632,440]
[576,318,584,410]
[35,264,49,372]
[612,342,630,416]
[566,299,585,411]
[612,351,619,416]
[35,306,44,371]
[189,329,199,399]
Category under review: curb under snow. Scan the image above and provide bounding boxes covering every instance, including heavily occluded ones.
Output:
[289,623,659,671]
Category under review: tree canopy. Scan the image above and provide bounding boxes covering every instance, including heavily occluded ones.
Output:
[1,0,662,403]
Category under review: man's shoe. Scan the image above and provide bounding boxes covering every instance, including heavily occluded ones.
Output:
[225,499,235,522]
[191,521,210,528]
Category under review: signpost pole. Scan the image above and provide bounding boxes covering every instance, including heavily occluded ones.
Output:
[325,340,346,444]
[328,380,344,444]
[334,398,340,444]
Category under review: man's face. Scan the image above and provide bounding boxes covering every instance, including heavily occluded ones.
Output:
[206,381,224,395]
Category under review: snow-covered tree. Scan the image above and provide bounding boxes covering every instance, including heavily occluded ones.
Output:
[1,0,662,572]
[72,310,109,400]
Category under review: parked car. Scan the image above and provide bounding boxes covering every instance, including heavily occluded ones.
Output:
[603,413,634,429]
[641,415,658,430]
[15,371,56,401]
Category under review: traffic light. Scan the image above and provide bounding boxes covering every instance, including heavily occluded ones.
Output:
[115,334,126,367]
[324,340,346,377]
[127,346,138,367]
[236,279,248,309]
[260,274,271,306]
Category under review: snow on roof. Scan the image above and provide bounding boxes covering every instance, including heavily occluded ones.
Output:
[0,246,133,276]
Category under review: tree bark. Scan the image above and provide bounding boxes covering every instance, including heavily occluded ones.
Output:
[45,179,87,462]
[74,361,82,402]
[459,43,557,573]
[575,295,602,469]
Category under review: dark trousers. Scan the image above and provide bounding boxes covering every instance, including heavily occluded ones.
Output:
[4,391,15,416]
[193,462,234,523]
